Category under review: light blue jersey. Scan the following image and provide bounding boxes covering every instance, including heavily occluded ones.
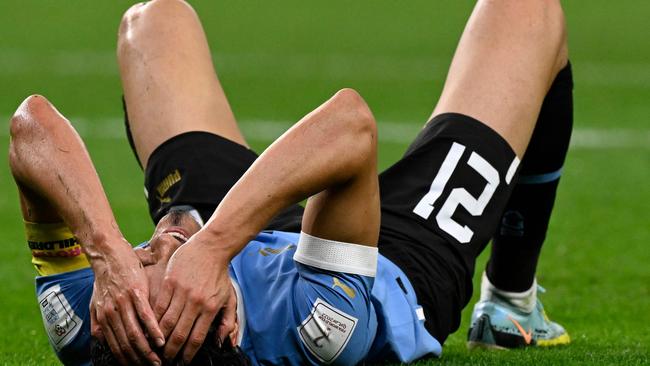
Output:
[35,231,441,365]
[35,267,94,366]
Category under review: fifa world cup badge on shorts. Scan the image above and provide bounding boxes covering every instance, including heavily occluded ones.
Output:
[298,298,358,363]
[37,285,83,351]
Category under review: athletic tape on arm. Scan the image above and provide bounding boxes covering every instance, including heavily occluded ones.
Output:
[293,232,377,277]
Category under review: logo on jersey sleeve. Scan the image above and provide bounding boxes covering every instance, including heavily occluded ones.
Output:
[258,244,296,257]
[38,285,83,351]
[297,298,358,364]
[332,277,356,299]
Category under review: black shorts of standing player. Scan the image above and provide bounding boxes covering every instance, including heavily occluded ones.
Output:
[126,110,518,345]
[378,113,520,344]
[140,131,304,231]
[124,99,304,231]
[123,96,304,231]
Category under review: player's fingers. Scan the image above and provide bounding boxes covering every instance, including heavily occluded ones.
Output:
[119,296,162,366]
[103,324,130,366]
[131,288,165,348]
[163,300,199,361]
[181,311,217,364]
[106,304,142,365]
[134,247,156,266]
[90,303,105,343]
[95,306,126,364]
[153,279,174,322]
[158,292,185,339]
[217,290,237,344]
[229,320,240,347]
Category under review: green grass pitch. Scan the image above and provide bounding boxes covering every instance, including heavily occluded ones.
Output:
[0,1,648,364]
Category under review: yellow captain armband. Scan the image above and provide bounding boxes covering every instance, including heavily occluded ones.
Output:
[24,221,90,276]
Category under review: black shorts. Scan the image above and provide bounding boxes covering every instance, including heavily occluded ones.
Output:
[377,113,519,343]
[136,113,518,344]
[143,132,304,232]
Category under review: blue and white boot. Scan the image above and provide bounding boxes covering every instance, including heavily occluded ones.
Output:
[467,272,570,349]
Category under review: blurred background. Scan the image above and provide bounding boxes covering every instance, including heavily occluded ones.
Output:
[0,1,648,364]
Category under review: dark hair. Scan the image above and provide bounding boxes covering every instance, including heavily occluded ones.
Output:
[90,333,250,366]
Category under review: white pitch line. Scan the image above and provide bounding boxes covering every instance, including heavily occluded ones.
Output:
[0,116,648,149]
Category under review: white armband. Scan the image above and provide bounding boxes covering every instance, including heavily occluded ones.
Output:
[293,232,378,277]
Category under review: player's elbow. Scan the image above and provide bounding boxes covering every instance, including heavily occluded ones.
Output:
[331,88,370,120]
[330,88,378,160]
[9,94,64,161]
[8,94,48,177]
[9,94,52,141]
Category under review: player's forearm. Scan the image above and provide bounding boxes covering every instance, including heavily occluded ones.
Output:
[9,96,128,262]
[197,89,377,257]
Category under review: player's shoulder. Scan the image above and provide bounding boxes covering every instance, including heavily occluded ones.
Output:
[234,231,378,365]
[255,230,301,244]
[233,230,300,260]
[229,230,301,284]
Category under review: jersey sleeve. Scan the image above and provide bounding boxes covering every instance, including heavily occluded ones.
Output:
[292,232,378,365]
[25,221,90,276]
[24,221,93,365]
[36,268,94,366]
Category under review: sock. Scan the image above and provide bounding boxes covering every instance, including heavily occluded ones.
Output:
[486,62,573,292]
[479,272,537,313]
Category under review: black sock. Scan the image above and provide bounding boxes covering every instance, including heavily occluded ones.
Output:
[486,62,573,292]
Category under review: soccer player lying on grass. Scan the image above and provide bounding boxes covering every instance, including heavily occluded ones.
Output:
[10,0,573,364]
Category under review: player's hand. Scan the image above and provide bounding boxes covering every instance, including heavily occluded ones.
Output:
[90,240,164,366]
[153,236,237,363]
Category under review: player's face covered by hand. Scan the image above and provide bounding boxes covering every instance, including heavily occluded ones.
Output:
[94,211,247,364]
[135,210,202,302]
[136,210,242,345]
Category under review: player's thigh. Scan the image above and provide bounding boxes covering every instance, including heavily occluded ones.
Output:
[117,0,246,168]
[431,0,568,157]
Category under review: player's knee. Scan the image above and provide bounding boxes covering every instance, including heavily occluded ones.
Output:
[513,0,568,76]
[118,2,145,41]
[554,11,569,74]
[118,0,199,56]
[544,0,569,73]
[482,0,567,67]
[538,1,566,54]
[119,0,196,38]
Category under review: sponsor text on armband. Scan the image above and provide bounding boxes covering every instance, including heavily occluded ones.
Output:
[24,221,90,275]
[29,237,83,258]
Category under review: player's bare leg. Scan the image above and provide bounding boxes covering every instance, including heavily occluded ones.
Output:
[117,0,253,361]
[376,0,571,348]
[432,0,568,157]
[118,0,246,168]
[425,0,570,349]
[376,0,569,346]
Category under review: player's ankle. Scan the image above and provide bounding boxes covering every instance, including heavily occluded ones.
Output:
[480,272,537,313]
